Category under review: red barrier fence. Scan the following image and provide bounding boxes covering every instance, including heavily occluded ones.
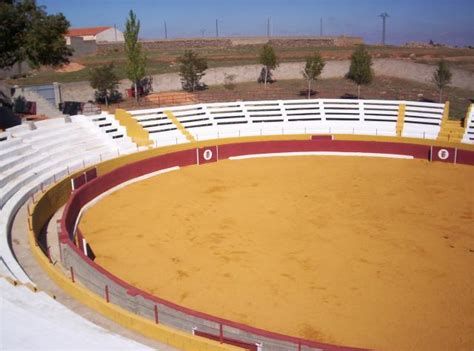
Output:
[59,139,474,351]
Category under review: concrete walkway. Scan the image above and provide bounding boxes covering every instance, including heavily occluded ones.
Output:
[10,199,179,351]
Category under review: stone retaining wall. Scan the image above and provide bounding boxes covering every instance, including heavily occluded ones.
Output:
[97,36,363,54]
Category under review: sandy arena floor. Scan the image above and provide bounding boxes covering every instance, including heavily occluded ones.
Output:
[79,156,474,351]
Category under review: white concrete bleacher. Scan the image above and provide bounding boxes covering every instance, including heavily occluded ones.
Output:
[462,104,474,144]
[87,112,138,153]
[0,277,150,350]
[129,106,190,146]
[0,115,139,283]
[0,115,148,349]
[0,131,10,142]
[401,101,445,139]
[129,99,444,143]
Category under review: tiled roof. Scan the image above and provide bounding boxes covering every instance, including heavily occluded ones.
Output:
[67,26,111,37]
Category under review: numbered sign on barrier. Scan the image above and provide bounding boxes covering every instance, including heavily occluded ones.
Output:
[430,146,456,163]
[197,146,218,165]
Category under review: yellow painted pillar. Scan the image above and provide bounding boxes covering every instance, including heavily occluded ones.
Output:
[396,103,406,137]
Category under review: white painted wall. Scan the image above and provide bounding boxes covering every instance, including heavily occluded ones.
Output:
[96,27,124,42]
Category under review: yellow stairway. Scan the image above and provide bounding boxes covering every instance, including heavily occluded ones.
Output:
[437,102,465,143]
[114,109,153,147]
[164,110,196,143]
[396,104,406,137]
[437,120,466,143]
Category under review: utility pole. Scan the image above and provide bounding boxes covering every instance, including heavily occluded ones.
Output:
[215,19,219,37]
[267,17,271,37]
[320,17,323,36]
[379,12,389,45]
[114,24,117,41]
[164,20,168,39]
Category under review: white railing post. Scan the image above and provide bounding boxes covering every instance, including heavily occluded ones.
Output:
[358,100,365,122]
[279,100,287,122]
[240,101,250,127]
[319,100,326,121]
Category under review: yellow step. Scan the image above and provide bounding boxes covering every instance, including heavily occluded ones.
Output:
[164,110,196,143]
[396,104,406,136]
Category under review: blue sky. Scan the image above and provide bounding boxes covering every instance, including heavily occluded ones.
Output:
[39,0,474,46]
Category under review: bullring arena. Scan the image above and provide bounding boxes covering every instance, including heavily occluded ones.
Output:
[2,98,474,351]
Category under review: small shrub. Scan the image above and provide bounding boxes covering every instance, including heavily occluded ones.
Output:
[258,44,278,86]
[178,50,208,92]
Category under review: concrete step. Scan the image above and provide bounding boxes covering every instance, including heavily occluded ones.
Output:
[445,120,463,125]
[438,132,465,137]
[437,136,463,143]
[15,90,64,118]
[439,126,463,130]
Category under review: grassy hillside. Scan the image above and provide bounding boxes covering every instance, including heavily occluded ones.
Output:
[8,44,474,85]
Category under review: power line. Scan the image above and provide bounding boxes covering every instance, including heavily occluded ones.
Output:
[379,12,389,45]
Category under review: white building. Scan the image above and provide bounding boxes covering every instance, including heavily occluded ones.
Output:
[65,26,124,44]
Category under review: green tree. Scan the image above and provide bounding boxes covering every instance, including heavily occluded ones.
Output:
[258,44,278,86]
[178,50,208,92]
[432,60,452,102]
[0,0,72,70]
[124,10,146,102]
[347,45,373,98]
[302,52,325,99]
[89,63,120,107]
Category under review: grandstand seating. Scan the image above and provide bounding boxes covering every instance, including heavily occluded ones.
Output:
[0,98,471,350]
[0,115,138,282]
[88,112,137,151]
[130,99,451,144]
[462,105,474,144]
[0,277,150,349]
[0,114,146,349]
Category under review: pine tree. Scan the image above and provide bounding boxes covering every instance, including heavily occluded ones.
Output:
[347,45,373,98]
[124,10,146,102]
